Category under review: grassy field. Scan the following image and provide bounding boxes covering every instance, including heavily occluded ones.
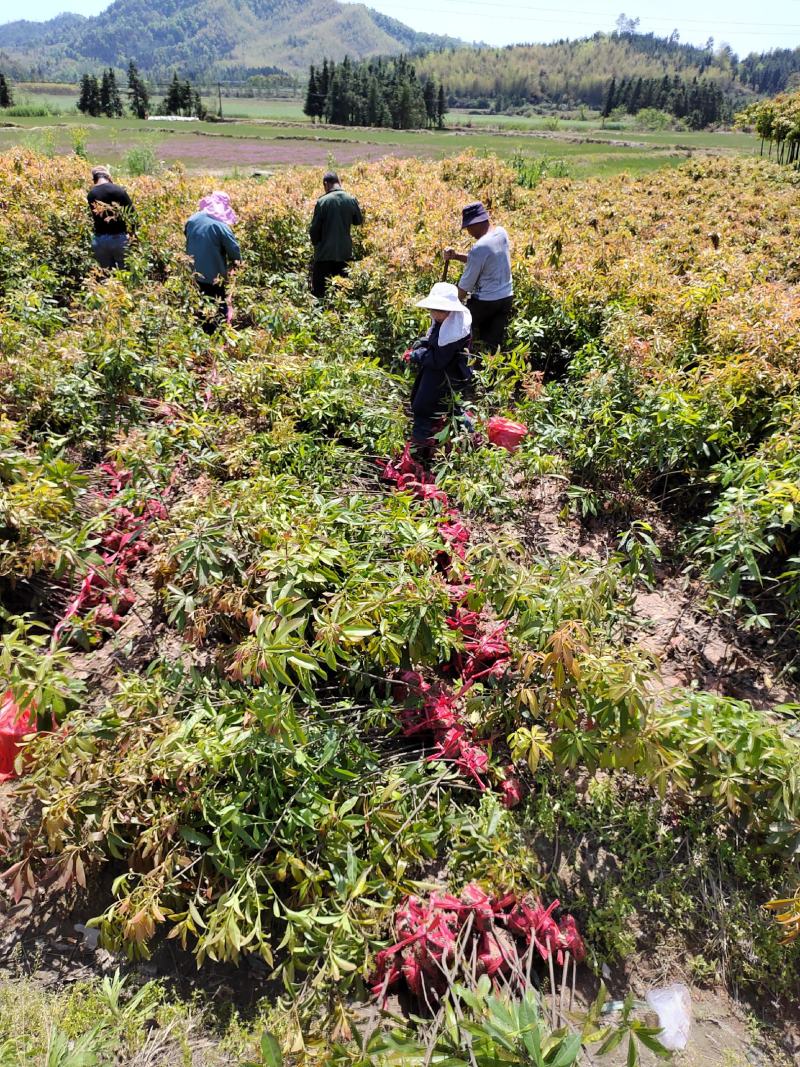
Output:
[0,89,760,177]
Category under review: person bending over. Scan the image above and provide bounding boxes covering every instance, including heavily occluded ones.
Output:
[408,282,474,462]
[87,165,135,270]
[443,200,513,351]
[184,191,242,334]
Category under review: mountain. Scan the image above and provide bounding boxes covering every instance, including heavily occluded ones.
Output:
[0,12,87,50]
[0,0,462,80]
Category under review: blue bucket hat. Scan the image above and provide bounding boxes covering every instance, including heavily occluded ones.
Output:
[461,201,490,229]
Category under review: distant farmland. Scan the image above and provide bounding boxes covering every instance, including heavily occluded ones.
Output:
[0,89,760,177]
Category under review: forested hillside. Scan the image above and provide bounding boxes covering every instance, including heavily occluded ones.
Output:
[0,0,460,80]
[416,31,800,111]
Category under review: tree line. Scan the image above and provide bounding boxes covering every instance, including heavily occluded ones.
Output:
[602,73,729,127]
[78,62,149,118]
[413,30,798,121]
[304,55,445,129]
[738,47,800,96]
[77,64,210,119]
[737,89,800,165]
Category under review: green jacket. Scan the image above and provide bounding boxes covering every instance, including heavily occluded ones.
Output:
[309,189,363,263]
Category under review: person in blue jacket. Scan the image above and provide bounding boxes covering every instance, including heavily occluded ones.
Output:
[408,282,474,460]
[184,191,242,333]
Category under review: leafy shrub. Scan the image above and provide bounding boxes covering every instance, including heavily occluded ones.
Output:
[2,102,61,117]
[125,144,158,176]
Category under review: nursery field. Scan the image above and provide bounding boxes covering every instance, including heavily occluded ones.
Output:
[1,148,800,1065]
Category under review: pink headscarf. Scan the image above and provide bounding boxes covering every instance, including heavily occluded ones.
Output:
[198,191,237,227]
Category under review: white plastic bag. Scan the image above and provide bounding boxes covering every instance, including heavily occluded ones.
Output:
[646,982,692,1051]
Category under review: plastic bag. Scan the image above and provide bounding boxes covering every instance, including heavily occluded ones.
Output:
[0,691,35,781]
[487,416,528,453]
[646,982,692,1051]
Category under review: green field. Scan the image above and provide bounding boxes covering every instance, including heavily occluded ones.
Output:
[0,88,760,177]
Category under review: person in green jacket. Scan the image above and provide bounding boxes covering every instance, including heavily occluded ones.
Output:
[308,172,363,297]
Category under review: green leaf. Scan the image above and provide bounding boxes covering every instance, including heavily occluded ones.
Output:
[259,1031,283,1067]
[179,827,212,846]
[626,1033,639,1067]
[635,1031,672,1058]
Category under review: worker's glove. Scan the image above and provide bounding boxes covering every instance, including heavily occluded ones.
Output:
[407,339,427,365]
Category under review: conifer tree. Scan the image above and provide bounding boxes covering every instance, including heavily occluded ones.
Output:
[0,72,13,109]
[319,59,331,121]
[163,73,184,114]
[304,65,324,122]
[100,68,123,117]
[100,69,111,115]
[423,80,436,128]
[78,74,101,117]
[310,54,440,131]
[602,75,616,118]
[108,68,123,117]
[437,83,446,128]
[127,60,149,119]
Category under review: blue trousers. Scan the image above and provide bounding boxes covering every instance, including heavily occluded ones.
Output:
[92,234,129,270]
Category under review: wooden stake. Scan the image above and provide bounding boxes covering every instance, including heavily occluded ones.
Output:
[547,950,558,1030]
[559,951,570,1026]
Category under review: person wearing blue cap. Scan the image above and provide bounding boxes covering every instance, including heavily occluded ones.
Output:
[443,201,513,351]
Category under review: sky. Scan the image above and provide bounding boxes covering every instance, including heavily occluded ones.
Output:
[4,0,800,57]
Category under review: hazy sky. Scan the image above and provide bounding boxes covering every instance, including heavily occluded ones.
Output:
[4,0,800,56]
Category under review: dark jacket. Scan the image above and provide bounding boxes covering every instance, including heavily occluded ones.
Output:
[309,189,363,262]
[87,181,135,236]
[410,322,473,416]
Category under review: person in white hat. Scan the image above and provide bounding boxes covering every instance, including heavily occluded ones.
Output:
[407,281,474,458]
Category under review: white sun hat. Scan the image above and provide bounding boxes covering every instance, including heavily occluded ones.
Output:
[414,282,472,346]
[415,281,464,312]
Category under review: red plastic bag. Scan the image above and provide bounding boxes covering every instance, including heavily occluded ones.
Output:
[487,416,528,453]
[0,691,35,781]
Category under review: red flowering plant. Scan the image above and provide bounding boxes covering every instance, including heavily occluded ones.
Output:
[53,462,168,648]
[371,882,586,1025]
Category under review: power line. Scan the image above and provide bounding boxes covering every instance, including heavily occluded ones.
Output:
[344,0,800,37]
[360,3,800,38]
[404,0,800,30]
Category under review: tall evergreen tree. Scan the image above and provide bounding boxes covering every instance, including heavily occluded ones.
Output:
[162,73,185,115]
[107,68,123,117]
[100,69,111,115]
[78,74,101,117]
[127,60,149,119]
[303,65,325,122]
[422,80,436,128]
[629,75,643,113]
[0,72,13,109]
[319,59,331,121]
[437,83,446,128]
[99,68,123,117]
[601,76,616,118]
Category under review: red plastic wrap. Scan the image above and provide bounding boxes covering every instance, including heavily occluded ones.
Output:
[0,692,35,781]
[487,416,529,453]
